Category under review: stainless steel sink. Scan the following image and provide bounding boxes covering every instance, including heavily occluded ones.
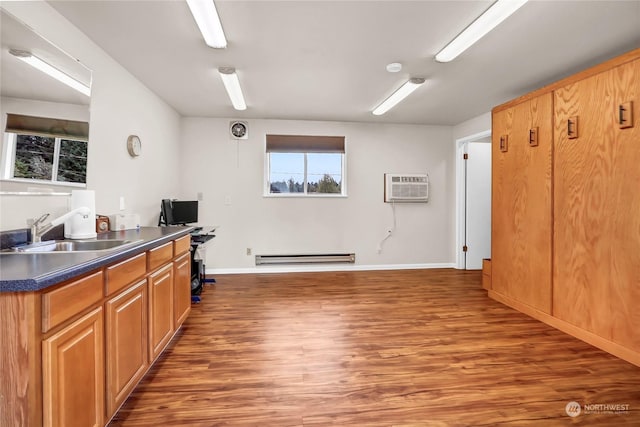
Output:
[8,239,142,253]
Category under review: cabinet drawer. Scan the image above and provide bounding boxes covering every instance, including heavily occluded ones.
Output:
[105,252,147,296]
[42,270,103,333]
[174,235,191,256]
[148,242,173,272]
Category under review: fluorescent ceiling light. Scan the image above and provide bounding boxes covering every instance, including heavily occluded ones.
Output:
[9,49,90,97]
[435,0,528,62]
[218,67,246,110]
[372,78,425,116]
[186,0,227,49]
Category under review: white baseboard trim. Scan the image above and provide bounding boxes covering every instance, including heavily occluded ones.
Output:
[206,262,456,275]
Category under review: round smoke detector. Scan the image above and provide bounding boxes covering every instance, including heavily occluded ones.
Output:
[386,62,402,73]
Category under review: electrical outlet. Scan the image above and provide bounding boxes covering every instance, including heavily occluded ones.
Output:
[119,196,125,211]
[246,248,252,256]
[224,195,232,206]
[197,192,204,201]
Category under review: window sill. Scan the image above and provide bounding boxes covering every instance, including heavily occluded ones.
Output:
[1,177,86,189]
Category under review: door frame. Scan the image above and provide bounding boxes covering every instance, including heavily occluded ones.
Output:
[455,129,491,269]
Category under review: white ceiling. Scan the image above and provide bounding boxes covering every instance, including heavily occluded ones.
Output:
[49,0,640,125]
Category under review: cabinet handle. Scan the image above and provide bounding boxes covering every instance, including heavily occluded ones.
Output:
[499,135,508,152]
[567,116,578,139]
[529,127,538,147]
[619,101,633,129]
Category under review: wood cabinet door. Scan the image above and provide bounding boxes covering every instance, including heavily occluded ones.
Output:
[42,307,104,427]
[553,58,640,352]
[148,264,174,360]
[491,92,553,313]
[105,279,148,417]
[174,252,192,328]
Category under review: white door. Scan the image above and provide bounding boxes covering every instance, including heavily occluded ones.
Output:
[465,142,492,269]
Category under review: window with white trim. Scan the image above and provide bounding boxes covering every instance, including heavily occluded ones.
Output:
[1,114,88,185]
[266,134,345,196]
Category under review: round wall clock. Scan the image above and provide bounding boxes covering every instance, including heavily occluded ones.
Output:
[127,135,142,157]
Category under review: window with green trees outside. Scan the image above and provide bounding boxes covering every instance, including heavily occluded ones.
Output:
[266,134,345,196]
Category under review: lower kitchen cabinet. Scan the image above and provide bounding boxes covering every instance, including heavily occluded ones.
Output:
[105,279,148,416]
[148,263,175,361]
[42,307,104,427]
[2,232,193,427]
[174,252,191,327]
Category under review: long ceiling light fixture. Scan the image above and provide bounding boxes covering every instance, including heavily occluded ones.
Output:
[372,78,425,116]
[186,0,227,49]
[9,49,90,97]
[218,67,246,110]
[435,0,528,62]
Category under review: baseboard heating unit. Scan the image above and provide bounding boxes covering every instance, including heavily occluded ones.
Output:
[255,253,356,265]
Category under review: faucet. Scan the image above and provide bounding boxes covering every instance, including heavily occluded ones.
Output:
[30,207,92,243]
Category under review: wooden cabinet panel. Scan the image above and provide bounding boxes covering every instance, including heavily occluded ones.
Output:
[0,292,41,427]
[148,242,173,272]
[42,307,104,427]
[105,279,148,417]
[42,271,103,333]
[482,259,491,290]
[174,234,191,257]
[553,58,640,352]
[105,252,146,296]
[148,264,174,360]
[491,92,553,313]
[173,252,191,328]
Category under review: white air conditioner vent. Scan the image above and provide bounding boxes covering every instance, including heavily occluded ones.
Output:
[384,173,429,203]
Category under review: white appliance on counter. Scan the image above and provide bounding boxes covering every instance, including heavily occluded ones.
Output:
[109,213,140,231]
[65,190,97,239]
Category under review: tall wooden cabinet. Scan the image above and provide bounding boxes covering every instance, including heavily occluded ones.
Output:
[490,48,640,367]
[491,92,553,314]
[553,58,640,353]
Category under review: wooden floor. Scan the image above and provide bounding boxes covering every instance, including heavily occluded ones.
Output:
[109,269,640,426]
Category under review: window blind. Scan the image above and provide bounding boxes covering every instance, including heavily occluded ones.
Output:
[5,113,89,141]
[266,134,345,153]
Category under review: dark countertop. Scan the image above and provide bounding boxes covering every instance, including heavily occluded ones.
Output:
[0,226,192,293]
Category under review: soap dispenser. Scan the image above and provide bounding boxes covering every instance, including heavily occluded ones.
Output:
[65,190,98,239]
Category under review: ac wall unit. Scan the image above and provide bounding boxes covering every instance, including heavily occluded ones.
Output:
[384,173,429,203]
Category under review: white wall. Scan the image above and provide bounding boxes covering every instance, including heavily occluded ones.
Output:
[0,3,482,272]
[180,118,455,272]
[0,2,181,231]
[452,112,491,141]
